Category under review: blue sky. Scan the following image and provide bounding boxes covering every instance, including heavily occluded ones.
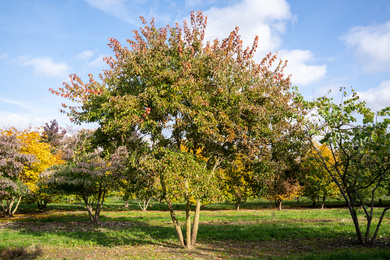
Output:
[1,0,390,130]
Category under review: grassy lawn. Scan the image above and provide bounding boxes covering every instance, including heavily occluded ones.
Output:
[0,197,389,259]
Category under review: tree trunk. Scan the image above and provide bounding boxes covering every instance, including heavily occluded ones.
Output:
[321,196,326,209]
[6,198,15,216]
[0,200,5,216]
[83,194,99,225]
[85,204,95,223]
[124,200,129,208]
[185,198,192,249]
[161,175,185,248]
[235,197,241,211]
[372,207,390,243]
[3,196,22,217]
[278,200,282,211]
[191,199,201,247]
[349,207,365,245]
[166,199,185,248]
[11,196,22,215]
[138,198,151,211]
[37,199,48,210]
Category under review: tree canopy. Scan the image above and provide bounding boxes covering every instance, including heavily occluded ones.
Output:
[51,11,308,248]
[301,88,390,245]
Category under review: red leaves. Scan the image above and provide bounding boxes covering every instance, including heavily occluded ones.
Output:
[145,107,151,115]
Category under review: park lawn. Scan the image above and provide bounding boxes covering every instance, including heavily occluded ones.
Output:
[0,199,389,259]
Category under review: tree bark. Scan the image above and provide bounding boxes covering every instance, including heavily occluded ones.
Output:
[235,197,241,211]
[278,200,282,211]
[161,174,185,248]
[185,198,192,249]
[7,198,15,216]
[191,199,201,247]
[0,200,5,216]
[166,199,185,248]
[349,207,365,245]
[11,196,22,215]
[372,207,390,243]
[138,198,151,211]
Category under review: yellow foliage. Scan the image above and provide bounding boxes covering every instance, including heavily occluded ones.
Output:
[302,143,340,201]
[3,128,64,193]
[221,153,254,203]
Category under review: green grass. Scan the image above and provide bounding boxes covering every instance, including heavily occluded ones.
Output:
[303,250,390,260]
[0,197,389,259]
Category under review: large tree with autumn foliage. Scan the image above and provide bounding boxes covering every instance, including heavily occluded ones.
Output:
[51,11,306,248]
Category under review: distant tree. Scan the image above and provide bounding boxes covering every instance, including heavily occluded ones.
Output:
[221,154,255,210]
[41,119,66,150]
[257,110,308,211]
[264,174,302,211]
[5,128,64,210]
[48,130,126,224]
[0,131,35,216]
[301,144,339,209]
[302,87,390,245]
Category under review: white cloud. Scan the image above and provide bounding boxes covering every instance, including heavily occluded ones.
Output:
[203,0,293,55]
[84,0,137,24]
[0,53,8,59]
[0,98,57,129]
[357,80,390,111]
[185,0,204,8]
[342,21,390,73]
[0,111,47,130]
[0,107,71,130]
[0,98,34,111]
[76,50,94,60]
[18,57,71,78]
[185,0,218,8]
[277,49,327,86]
[87,55,106,69]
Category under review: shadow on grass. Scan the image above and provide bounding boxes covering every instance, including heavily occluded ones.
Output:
[2,217,355,246]
[0,246,43,260]
[2,219,179,248]
[2,217,390,259]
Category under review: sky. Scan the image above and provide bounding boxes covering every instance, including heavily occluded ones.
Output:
[1,0,390,130]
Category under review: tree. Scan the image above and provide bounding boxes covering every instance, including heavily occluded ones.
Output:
[0,130,35,216]
[301,144,339,209]
[41,119,67,151]
[264,174,302,211]
[6,128,64,210]
[140,148,217,249]
[51,11,306,247]
[302,88,390,245]
[48,129,126,224]
[221,154,255,210]
[256,107,308,210]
